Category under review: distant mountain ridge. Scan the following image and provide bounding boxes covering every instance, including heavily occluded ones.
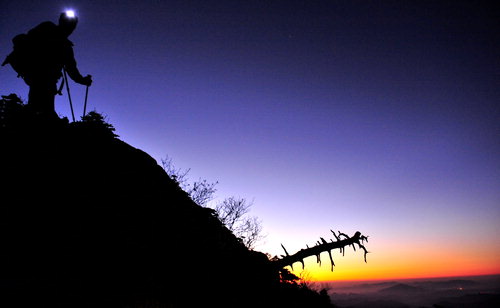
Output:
[413,279,477,289]
[377,283,425,294]
[330,276,500,308]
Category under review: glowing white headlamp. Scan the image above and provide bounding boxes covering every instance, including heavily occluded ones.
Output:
[65,10,76,18]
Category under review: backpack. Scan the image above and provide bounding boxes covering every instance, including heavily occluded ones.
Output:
[2,22,60,79]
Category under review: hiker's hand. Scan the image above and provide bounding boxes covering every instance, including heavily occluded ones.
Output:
[82,75,92,86]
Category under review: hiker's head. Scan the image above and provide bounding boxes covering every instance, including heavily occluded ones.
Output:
[58,11,78,36]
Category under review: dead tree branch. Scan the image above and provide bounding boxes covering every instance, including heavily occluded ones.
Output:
[273,230,369,271]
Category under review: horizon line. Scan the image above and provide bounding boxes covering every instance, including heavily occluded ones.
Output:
[319,273,500,283]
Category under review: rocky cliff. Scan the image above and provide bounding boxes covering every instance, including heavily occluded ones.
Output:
[0,95,332,307]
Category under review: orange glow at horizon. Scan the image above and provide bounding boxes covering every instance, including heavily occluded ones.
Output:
[286,237,500,282]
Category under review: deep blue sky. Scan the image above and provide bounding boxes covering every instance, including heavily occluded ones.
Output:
[1,0,499,279]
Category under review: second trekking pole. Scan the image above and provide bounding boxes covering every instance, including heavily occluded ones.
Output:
[83,85,89,118]
[63,68,75,122]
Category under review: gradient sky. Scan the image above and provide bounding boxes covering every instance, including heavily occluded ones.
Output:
[2,0,499,281]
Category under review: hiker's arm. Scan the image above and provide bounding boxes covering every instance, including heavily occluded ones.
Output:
[64,46,92,86]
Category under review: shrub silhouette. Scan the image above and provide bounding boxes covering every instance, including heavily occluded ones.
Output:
[76,111,118,137]
[0,93,26,128]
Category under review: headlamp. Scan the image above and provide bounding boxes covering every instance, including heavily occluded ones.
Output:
[65,10,76,18]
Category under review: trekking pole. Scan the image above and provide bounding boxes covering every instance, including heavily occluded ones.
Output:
[83,85,89,118]
[63,68,76,122]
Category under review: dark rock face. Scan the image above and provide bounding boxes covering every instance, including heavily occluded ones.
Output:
[0,108,276,307]
[0,99,333,307]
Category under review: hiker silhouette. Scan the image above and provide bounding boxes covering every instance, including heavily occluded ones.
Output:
[2,11,92,117]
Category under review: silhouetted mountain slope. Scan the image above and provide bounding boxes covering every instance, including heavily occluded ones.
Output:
[0,99,332,307]
[378,283,425,294]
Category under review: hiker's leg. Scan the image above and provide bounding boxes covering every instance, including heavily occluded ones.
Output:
[28,82,57,116]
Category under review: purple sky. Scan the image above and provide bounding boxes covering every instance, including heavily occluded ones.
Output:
[2,1,499,279]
